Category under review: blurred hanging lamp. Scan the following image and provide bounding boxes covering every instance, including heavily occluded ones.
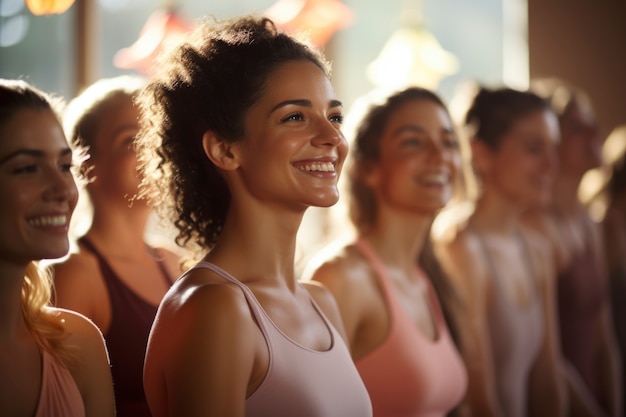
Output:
[25,0,75,15]
[367,0,458,90]
[113,1,195,75]
[264,0,353,48]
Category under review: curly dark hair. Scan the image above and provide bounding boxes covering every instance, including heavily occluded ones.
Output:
[349,87,450,230]
[135,16,330,252]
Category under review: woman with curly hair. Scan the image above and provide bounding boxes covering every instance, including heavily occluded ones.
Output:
[136,15,372,417]
[0,79,114,416]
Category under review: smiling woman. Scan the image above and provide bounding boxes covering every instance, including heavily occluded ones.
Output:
[134,15,371,417]
[302,87,468,417]
[0,79,115,417]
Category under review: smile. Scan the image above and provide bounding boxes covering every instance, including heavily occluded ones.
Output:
[28,215,69,227]
[417,173,449,186]
[295,161,336,173]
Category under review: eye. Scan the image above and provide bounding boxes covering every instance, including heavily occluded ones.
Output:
[13,164,37,174]
[442,136,459,149]
[60,162,74,173]
[401,137,424,148]
[282,112,304,122]
[329,113,344,125]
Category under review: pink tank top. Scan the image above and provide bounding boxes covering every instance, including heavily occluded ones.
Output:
[35,350,84,417]
[195,261,372,417]
[354,239,467,417]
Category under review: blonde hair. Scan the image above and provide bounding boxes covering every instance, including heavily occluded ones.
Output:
[22,263,73,365]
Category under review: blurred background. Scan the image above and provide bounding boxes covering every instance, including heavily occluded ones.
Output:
[2,0,624,137]
[2,0,625,262]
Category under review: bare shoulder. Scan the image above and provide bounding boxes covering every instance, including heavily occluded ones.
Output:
[304,243,372,290]
[150,268,257,357]
[434,222,488,296]
[51,249,101,286]
[53,307,106,349]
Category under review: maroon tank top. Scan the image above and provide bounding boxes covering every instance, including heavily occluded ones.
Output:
[557,238,607,401]
[79,237,173,417]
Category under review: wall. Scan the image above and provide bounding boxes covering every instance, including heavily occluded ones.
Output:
[528,0,626,136]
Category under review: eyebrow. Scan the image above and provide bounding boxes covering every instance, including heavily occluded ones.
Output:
[269,99,343,114]
[392,125,454,136]
[0,148,73,165]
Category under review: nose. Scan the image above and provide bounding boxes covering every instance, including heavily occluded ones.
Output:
[44,168,78,203]
[311,117,345,148]
[427,140,448,162]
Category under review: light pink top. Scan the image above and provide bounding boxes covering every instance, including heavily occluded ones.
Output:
[355,239,468,417]
[486,252,543,417]
[194,261,372,417]
[35,349,85,417]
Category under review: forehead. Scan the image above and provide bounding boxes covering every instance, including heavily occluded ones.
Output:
[386,99,449,127]
[505,109,560,143]
[258,60,334,103]
[0,108,67,152]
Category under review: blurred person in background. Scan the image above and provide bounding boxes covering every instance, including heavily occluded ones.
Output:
[434,86,566,417]
[303,86,468,417]
[52,75,181,417]
[525,79,622,417]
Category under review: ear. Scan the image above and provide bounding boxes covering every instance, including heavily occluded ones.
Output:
[470,138,494,176]
[201,131,240,171]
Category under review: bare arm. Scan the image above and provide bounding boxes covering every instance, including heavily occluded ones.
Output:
[306,257,366,354]
[301,280,349,343]
[51,254,109,331]
[57,309,116,417]
[591,216,623,417]
[525,230,567,417]
[435,234,503,417]
[144,280,261,417]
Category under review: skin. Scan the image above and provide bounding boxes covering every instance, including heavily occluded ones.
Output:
[303,98,461,362]
[434,109,567,417]
[143,60,349,417]
[53,93,180,334]
[0,108,115,417]
[524,101,622,417]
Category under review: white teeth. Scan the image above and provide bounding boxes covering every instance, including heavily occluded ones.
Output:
[420,173,448,184]
[299,162,335,172]
[28,215,68,227]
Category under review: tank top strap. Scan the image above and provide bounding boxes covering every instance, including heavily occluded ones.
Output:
[78,236,104,262]
[79,237,173,286]
[354,238,395,298]
[355,237,447,337]
[192,261,273,336]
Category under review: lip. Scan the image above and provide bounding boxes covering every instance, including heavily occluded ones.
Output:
[293,156,339,177]
[27,212,71,231]
[415,171,451,187]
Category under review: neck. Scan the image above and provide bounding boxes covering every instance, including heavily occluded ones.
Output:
[361,206,432,271]
[87,200,151,254]
[552,174,584,216]
[471,188,523,235]
[205,200,305,291]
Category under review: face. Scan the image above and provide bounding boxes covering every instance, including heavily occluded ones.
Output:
[366,99,461,216]
[558,101,602,177]
[481,109,559,208]
[0,109,78,264]
[234,60,347,210]
[86,94,144,206]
